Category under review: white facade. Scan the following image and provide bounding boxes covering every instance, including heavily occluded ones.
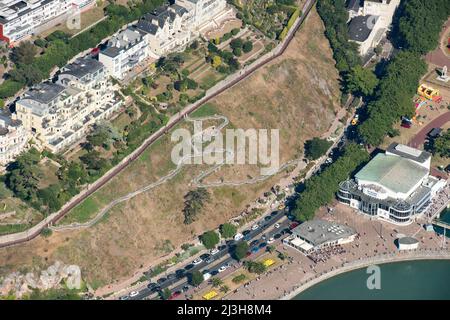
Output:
[363,0,400,29]
[347,0,400,56]
[0,111,28,165]
[99,27,150,80]
[15,57,122,152]
[0,0,95,44]
[176,0,227,30]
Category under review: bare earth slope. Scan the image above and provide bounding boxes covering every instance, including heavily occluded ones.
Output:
[0,8,341,289]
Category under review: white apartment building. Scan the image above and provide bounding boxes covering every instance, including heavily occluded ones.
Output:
[0,0,95,45]
[346,0,400,56]
[0,110,28,165]
[135,4,191,57]
[176,0,227,30]
[15,56,122,152]
[99,27,150,80]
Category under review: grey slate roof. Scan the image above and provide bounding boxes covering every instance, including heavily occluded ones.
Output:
[24,82,65,104]
[348,15,378,42]
[59,56,103,79]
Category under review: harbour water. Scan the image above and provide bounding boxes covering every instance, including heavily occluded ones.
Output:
[294,259,450,299]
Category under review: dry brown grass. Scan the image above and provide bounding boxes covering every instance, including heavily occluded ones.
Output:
[0,8,342,289]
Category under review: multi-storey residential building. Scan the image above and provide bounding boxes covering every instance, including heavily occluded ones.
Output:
[0,110,28,165]
[99,27,150,80]
[15,56,122,152]
[0,0,95,45]
[176,0,227,30]
[346,0,400,56]
[135,4,191,57]
[337,143,447,225]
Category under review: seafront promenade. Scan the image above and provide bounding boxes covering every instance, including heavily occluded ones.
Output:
[281,248,450,300]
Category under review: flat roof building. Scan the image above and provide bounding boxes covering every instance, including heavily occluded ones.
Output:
[283,220,357,255]
[338,143,447,225]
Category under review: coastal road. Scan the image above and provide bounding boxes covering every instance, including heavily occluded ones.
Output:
[0,0,317,249]
[124,210,292,301]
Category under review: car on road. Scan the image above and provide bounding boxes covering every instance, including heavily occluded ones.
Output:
[218,245,227,251]
[250,240,259,247]
[129,291,139,298]
[251,224,259,231]
[251,246,260,254]
[289,222,300,230]
[205,257,214,264]
[259,242,267,248]
[274,223,280,229]
[211,270,219,276]
[218,265,228,273]
[175,269,186,279]
[261,234,267,241]
[243,230,251,236]
[184,264,194,270]
[267,237,275,244]
[281,228,290,234]
[210,248,219,255]
[192,258,203,265]
[234,233,244,241]
[270,211,278,217]
[119,295,129,300]
[200,253,211,260]
[147,282,158,290]
[264,215,271,222]
[166,273,176,280]
[157,277,167,284]
[274,233,282,239]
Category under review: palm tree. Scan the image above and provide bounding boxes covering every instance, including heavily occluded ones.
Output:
[210,277,223,288]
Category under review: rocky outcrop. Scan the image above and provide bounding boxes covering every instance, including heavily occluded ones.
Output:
[0,261,82,298]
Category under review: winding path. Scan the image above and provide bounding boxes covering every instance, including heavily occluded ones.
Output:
[0,0,317,248]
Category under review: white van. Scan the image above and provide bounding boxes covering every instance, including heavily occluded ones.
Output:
[234,233,244,241]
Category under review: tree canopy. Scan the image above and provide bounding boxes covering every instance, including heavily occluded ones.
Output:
[200,230,220,249]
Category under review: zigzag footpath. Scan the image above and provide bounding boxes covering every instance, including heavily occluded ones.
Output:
[0,0,316,248]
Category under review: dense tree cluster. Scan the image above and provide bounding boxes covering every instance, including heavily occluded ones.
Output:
[183,188,211,224]
[293,143,369,222]
[304,137,332,160]
[393,0,450,54]
[357,51,427,146]
[220,223,237,238]
[427,129,450,158]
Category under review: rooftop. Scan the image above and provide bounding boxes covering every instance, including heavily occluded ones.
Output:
[386,142,431,164]
[23,82,65,104]
[59,56,103,79]
[292,220,356,247]
[348,15,379,42]
[398,236,419,245]
[101,27,144,58]
[355,153,429,194]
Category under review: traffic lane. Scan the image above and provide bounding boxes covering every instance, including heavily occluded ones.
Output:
[127,210,289,299]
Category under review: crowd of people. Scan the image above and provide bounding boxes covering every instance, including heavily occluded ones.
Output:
[425,186,449,220]
[307,245,346,263]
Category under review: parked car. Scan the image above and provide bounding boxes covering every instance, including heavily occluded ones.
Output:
[218,265,228,273]
[202,270,212,281]
[218,245,227,251]
[234,233,244,241]
[210,248,219,255]
[175,269,186,278]
[267,237,275,244]
[274,233,282,239]
[181,285,190,293]
[259,242,267,248]
[157,277,167,284]
[250,240,259,247]
[270,211,278,217]
[251,246,260,254]
[200,253,211,260]
[274,223,280,229]
[243,230,251,236]
[119,295,129,300]
[264,215,271,222]
[289,222,300,230]
[184,264,194,270]
[147,282,158,290]
[251,224,259,231]
[129,291,139,297]
[192,258,203,265]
